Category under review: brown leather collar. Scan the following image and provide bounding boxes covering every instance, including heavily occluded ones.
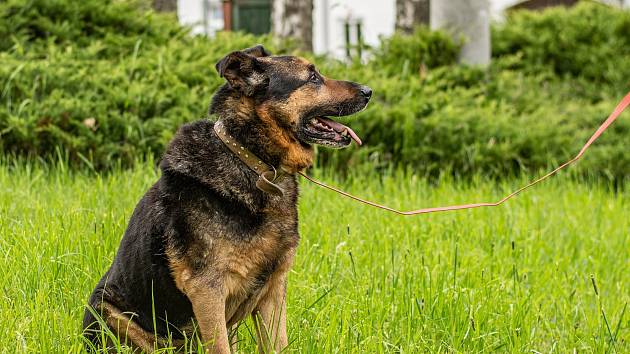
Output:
[213,120,288,196]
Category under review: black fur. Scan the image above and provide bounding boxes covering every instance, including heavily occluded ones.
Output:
[83,118,286,341]
[82,45,371,350]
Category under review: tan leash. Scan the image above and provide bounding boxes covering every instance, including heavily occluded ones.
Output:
[298,92,630,215]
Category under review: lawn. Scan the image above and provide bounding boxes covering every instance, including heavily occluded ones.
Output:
[0,160,628,353]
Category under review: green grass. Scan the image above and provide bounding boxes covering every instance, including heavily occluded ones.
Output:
[0,160,628,353]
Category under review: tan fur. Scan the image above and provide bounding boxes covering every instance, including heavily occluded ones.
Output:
[165,199,298,353]
[252,60,357,173]
[102,302,155,352]
[256,103,314,172]
[235,96,255,120]
[253,250,294,353]
[168,253,192,294]
[100,302,185,352]
[251,60,355,172]
[283,77,356,116]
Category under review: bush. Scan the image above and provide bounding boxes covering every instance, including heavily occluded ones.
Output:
[492,1,630,96]
[370,26,460,75]
[315,2,630,179]
[0,0,182,55]
[317,63,630,180]
[0,0,291,168]
[1,0,629,180]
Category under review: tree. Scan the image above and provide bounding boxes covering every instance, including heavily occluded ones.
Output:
[396,0,430,33]
[152,0,177,12]
[271,0,313,51]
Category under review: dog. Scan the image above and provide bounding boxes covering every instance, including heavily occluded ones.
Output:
[82,44,371,353]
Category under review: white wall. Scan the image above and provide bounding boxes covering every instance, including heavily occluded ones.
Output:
[313,0,396,58]
[490,0,521,19]
[177,0,628,58]
[432,0,491,65]
[600,0,630,7]
[312,0,515,59]
[177,0,224,36]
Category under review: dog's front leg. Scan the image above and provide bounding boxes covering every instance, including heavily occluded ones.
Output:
[185,282,230,354]
[253,276,288,353]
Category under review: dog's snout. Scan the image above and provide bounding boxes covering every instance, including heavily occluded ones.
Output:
[359,86,372,100]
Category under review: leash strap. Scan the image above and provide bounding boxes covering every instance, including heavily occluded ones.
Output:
[298,92,630,215]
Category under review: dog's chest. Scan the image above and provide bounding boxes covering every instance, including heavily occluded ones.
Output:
[187,194,298,314]
[207,212,298,324]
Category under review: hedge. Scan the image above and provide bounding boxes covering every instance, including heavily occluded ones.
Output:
[1,0,629,180]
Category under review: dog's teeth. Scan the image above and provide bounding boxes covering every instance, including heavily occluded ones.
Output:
[311,118,317,125]
[341,129,348,136]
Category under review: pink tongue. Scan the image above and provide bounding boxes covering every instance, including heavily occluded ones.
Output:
[317,117,362,146]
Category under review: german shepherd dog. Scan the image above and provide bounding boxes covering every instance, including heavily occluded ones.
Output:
[83,45,371,353]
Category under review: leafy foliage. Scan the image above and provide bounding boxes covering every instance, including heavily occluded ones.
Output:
[369,26,460,75]
[1,0,629,180]
[492,1,630,94]
[0,0,181,55]
[319,2,630,180]
[0,0,288,168]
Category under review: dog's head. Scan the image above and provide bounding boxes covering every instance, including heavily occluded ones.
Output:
[215,45,371,149]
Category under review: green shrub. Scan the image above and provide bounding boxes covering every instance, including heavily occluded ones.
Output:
[0,0,292,168]
[492,1,630,96]
[1,0,629,181]
[317,63,630,180]
[0,0,182,56]
[370,26,460,75]
[315,2,630,180]
[0,33,280,168]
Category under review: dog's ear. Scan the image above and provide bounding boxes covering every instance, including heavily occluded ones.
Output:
[242,44,271,58]
[215,51,267,96]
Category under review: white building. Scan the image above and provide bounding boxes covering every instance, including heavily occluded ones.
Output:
[177,0,629,59]
[313,0,396,58]
[177,0,224,36]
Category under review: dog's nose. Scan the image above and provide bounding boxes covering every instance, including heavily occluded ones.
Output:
[359,86,372,100]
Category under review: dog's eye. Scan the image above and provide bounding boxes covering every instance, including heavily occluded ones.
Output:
[309,73,321,84]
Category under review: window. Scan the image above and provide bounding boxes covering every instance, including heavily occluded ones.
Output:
[343,18,363,59]
[202,0,224,35]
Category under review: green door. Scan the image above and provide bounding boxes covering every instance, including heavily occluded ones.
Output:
[233,0,271,35]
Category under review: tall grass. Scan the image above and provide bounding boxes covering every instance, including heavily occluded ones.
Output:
[0,160,628,352]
